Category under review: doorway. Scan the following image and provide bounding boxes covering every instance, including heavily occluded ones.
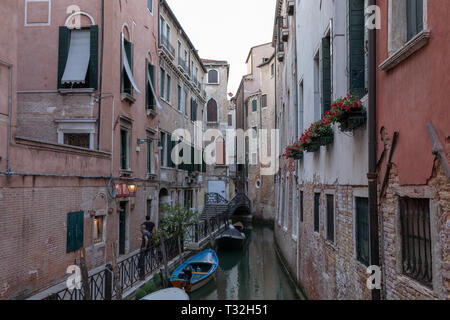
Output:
[119,201,128,255]
[208,180,226,200]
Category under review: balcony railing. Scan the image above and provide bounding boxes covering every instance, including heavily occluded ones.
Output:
[160,35,175,58]
[178,57,188,73]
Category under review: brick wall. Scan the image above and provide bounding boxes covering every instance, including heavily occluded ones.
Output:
[0,175,157,299]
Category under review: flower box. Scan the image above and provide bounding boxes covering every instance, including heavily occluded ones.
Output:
[328,93,367,133]
[338,109,367,132]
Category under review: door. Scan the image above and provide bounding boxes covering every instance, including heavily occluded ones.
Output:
[119,202,127,255]
[208,181,226,199]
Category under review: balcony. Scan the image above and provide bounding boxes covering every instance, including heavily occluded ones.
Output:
[178,56,188,74]
[160,35,175,59]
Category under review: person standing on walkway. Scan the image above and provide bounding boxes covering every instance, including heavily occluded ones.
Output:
[138,224,152,280]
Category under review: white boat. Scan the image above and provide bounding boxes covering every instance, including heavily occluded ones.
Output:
[141,288,190,300]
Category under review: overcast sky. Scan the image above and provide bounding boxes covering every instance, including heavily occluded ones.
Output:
[166,0,276,95]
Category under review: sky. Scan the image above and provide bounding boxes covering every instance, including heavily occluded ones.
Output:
[166,0,276,95]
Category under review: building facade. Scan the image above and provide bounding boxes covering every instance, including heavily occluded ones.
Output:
[157,0,207,217]
[202,59,235,201]
[376,0,450,299]
[0,0,211,300]
[269,0,449,300]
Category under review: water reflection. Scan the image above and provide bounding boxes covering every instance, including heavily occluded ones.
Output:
[189,223,302,300]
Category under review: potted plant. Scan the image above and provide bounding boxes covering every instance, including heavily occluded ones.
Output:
[284,143,304,160]
[300,119,334,153]
[329,93,367,132]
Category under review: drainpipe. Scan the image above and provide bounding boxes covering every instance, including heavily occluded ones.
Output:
[368,0,381,301]
[1,59,13,175]
[96,0,105,151]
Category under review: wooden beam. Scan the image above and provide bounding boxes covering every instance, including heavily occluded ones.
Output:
[427,123,450,179]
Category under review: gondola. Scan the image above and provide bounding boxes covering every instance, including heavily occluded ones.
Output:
[214,224,246,251]
[170,249,218,293]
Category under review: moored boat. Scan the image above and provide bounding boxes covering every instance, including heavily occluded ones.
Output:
[215,225,246,251]
[170,249,218,293]
[141,288,189,300]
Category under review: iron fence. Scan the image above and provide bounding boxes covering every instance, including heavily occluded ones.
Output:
[42,214,227,301]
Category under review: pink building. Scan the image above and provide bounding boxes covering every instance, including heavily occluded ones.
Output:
[0,0,161,299]
[376,0,450,299]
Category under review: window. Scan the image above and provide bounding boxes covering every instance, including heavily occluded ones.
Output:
[177,85,182,111]
[195,67,198,85]
[207,99,218,123]
[93,215,104,244]
[191,98,197,121]
[321,33,331,115]
[252,99,257,112]
[228,114,233,126]
[293,187,298,238]
[216,138,226,165]
[261,94,268,108]
[64,133,90,148]
[121,35,139,98]
[271,63,274,77]
[67,211,84,253]
[146,62,156,110]
[252,126,258,139]
[349,0,367,98]
[300,191,304,222]
[326,195,335,243]
[120,128,130,170]
[177,41,182,61]
[314,193,320,233]
[147,135,154,174]
[284,178,289,229]
[399,197,432,287]
[313,52,321,121]
[147,200,153,221]
[166,74,171,103]
[160,132,166,167]
[407,0,424,41]
[184,190,193,208]
[191,61,194,79]
[56,119,96,150]
[159,67,165,99]
[147,0,153,13]
[355,197,370,266]
[58,26,99,89]
[184,90,188,116]
[207,69,219,84]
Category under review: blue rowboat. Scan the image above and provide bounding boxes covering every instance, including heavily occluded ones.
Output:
[170,249,218,293]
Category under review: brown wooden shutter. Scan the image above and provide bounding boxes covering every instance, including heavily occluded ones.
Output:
[207,99,218,122]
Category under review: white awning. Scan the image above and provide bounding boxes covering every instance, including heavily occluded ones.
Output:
[61,30,91,84]
[122,38,141,94]
[147,69,163,110]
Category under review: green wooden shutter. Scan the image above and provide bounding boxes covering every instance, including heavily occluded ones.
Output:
[67,211,84,253]
[321,36,331,114]
[252,99,257,112]
[314,193,320,232]
[123,40,133,95]
[349,0,366,98]
[89,25,99,89]
[58,27,70,89]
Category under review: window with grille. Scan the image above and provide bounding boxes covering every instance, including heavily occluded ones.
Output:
[64,133,90,149]
[314,193,320,232]
[400,197,432,287]
[120,129,129,170]
[356,197,370,266]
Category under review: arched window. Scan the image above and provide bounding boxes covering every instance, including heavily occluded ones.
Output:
[207,69,219,84]
[207,99,218,123]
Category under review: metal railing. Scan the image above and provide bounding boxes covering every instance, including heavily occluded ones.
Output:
[205,192,228,205]
[226,193,252,216]
[42,213,228,301]
[160,35,175,58]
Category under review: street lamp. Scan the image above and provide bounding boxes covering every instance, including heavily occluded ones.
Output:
[137,137,163,150]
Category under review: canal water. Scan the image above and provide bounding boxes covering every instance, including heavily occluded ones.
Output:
[189,222,304,300]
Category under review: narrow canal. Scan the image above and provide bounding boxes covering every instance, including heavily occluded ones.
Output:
[190,222,304,300]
